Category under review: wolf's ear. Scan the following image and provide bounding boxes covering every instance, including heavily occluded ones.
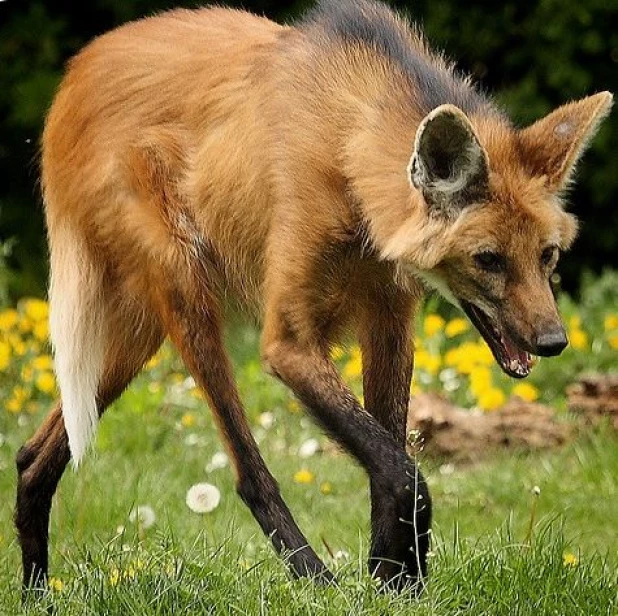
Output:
[519,91,613,191]
[409,104,489,216]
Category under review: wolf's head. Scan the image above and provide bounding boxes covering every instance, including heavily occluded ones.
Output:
[385,92,612,378]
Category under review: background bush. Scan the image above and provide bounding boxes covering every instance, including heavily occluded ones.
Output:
[1,0,616,298]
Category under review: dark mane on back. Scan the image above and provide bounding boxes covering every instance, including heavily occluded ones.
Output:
[302,0,498,117]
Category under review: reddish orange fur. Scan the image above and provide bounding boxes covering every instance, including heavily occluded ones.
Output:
[41,8,611,353]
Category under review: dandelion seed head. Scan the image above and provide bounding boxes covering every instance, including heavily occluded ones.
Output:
[128,505,156,529]
[186,482,221,513]
[439,463,455,475]
[184,433,201,446]
[258,412,274,429]
[298,438,320,458]
[206,451,228,472]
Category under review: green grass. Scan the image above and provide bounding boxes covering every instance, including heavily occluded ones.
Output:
[1,324,617,614]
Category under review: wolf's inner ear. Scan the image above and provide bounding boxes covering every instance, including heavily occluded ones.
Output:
[519,91,613,191]
[409,104,489,217]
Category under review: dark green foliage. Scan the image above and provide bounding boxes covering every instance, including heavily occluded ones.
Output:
[0,0,615,298]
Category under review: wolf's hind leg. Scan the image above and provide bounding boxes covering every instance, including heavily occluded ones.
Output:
[15,293,163,593]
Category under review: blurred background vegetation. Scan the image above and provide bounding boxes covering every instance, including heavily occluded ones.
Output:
[0,0,616,299]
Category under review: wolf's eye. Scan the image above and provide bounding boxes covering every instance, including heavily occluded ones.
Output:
[474,251,506,273]
[541,245,559,267]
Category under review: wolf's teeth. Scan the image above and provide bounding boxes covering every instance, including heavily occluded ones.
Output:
[510,359,519,372]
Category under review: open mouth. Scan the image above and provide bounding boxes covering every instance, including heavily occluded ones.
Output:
[461,300,535,379]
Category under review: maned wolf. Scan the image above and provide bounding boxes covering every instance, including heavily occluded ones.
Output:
[16,0,612,593]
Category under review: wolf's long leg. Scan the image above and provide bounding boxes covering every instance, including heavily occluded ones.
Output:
[153,279,332,581]
[15,304,163,592]
[358,285,431,587]
[262,324,431,591]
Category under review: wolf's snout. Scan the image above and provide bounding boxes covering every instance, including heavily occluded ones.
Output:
[534,327,568,356]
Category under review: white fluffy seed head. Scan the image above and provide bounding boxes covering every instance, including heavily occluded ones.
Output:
[186,483,221,513]
[128,505,156,529]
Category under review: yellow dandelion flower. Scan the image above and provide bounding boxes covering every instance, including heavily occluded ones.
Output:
[320,481,333,495]
[512,382,539,402]
[125,565,137,580]
[475,342,494,365]
[469,367,493,398]
[604,314,618,332]
[6,398,21,413]
[330,345,345,361]
[6,385,29,413]
[477,388,506,411]
[23,298,49,322]
[0,340,11,370]
[608,334,618,350]
[444,347,460,367]
[569,329,588,350]
[145,353,161,370]
[293,469,315,484]
[445,318,469,338]
[109,568,120,587]
[445,341,493,374]
[21,364,34,382]
[181,412,196,428]
[48,577,64,592]
[33,320,49,342]
[35,372,56,394]
[287,399,301,413]
[8,334,26,356]
[414,349,441,375]
[563,552,578,567]
[568,315,582,330]
[423,314,445,337]
[191,387,204,399]
[18,317,33,334]
[32,355,53,371]
[426,354,441,375]
[342,346,362,380]
[0,309,18,331]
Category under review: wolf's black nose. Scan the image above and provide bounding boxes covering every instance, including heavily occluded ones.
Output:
[535,328,568,356]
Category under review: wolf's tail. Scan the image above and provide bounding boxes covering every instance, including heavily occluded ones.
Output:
[48,223,107,466]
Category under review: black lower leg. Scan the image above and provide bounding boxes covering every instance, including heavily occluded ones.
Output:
[368,470,431,590]
[265,339,431,589]
[359,293,432,590]
[236,462,332,580]
[15,409,70,592]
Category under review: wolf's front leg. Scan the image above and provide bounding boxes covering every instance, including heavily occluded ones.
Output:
[358,284,431,590]
[262,326,431,591]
